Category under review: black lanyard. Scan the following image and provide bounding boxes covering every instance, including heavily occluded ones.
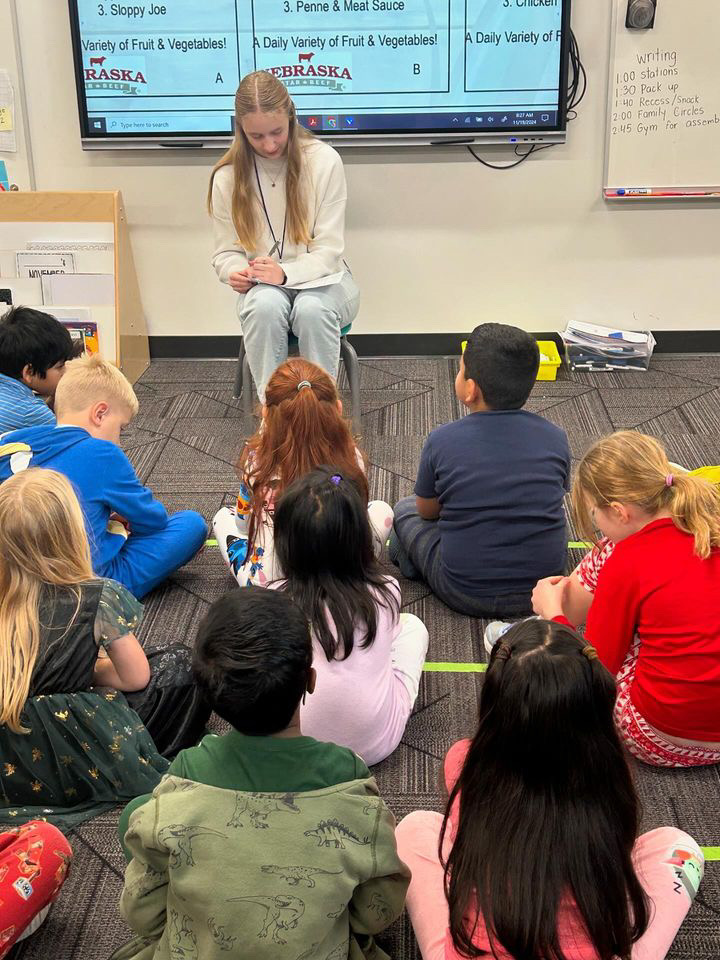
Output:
[253,156,287,259]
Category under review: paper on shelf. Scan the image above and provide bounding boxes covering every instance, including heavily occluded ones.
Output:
[16,251,76,278]
[42,273,114,306]
[0,70,17,152]
[27,240,114,252]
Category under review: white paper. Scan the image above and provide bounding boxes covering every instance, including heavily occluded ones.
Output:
[42,273,114,306]
[45,306,93,326]
[565,320,649,344]
[0,69,17,153]
[26,240,114,252]
[20,242,113,275]
[0,277,43,304]
[16,251,76,278]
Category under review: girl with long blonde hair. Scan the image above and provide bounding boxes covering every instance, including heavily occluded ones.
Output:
[0,469,208,829]
[213,358,393,587]
[208,70,359,402]
[532,430,720,767]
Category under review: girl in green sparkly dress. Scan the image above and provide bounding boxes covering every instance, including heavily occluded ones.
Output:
[0,469,209,830]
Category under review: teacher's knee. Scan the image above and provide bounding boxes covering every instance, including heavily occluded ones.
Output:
[291,295,338,334]
[239,285,291,332]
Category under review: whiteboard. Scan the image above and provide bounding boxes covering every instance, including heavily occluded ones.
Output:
[604,0,720,198]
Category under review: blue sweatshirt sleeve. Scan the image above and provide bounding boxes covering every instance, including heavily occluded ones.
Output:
[100,445,168,534]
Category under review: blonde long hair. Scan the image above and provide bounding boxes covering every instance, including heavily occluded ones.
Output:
[0,469,94,733]
[572,430,720,559]
[208,71,313,252]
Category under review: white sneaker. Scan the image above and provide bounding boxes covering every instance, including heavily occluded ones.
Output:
[483,621,513,658]
[16,904,52,943]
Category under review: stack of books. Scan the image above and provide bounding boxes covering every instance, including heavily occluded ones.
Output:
[561,320,656,371]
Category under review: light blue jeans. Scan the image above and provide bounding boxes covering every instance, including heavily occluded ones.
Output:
[236,270,360,401]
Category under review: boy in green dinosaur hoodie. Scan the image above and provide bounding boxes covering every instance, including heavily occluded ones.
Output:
[113,587,410,960]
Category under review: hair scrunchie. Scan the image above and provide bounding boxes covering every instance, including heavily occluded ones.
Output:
[582,644,599,661]
[297,380,312,391]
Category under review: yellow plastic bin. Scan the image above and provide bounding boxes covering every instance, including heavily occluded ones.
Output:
[536,340,562,381]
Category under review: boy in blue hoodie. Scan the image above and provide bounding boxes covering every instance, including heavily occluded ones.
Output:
[0,353,207,598]
[0,306,75,434]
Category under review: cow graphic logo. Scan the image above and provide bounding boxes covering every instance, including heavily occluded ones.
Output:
[266,52,352,92]
[84,56,147,96]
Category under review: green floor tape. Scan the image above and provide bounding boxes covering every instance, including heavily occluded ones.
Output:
[424,662,487,673]
[211,539,592,550]
[192,546,720,855]
[162,552,720,858]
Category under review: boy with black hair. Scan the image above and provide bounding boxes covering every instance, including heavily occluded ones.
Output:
[389,322,571,617]
[0,307,75,434]
[113,588,409,960]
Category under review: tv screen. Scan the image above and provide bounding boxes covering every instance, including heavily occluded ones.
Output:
[68,0,571,148]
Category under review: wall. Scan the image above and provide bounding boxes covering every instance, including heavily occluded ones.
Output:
[3,0,720,343]
[0,1,32,190]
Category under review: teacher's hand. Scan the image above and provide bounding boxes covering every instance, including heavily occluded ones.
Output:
[249,257,286,286]
[228,269,255,294]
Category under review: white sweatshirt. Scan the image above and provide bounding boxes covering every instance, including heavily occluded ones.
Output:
[210,137,348,290]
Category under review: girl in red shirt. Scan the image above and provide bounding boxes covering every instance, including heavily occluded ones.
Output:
[533,430,720,767]
[395,618,704,960]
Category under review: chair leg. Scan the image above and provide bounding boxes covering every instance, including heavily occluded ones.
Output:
[340,336,362,437]
[242,353,254,418]
[234,338,245,400]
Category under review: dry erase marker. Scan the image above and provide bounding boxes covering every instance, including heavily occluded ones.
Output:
[616,188,652,196]
[650,191,720,198]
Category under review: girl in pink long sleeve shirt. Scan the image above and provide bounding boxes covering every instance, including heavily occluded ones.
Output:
[272,466,429,766]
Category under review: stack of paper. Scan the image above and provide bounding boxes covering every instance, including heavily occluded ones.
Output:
[562,320,656,371]
[41,273,114,306]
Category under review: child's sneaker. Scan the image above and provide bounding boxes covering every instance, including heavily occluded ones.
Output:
[483,621,513,658]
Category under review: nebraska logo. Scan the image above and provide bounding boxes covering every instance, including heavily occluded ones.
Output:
[84,57,147,96]
[266,53,351,92]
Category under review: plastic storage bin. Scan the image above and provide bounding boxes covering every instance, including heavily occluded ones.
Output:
[561,322,656,371]
[536,340,562,381]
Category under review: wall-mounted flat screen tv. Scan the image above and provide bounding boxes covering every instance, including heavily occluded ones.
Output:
[68,0,572,149]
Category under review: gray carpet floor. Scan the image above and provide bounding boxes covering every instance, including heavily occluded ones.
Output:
[15,355,720,959]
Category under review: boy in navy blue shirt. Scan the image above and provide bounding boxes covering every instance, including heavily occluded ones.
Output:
[0,353,207,598]
[0,307,75,434]
[389,323,570,617]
